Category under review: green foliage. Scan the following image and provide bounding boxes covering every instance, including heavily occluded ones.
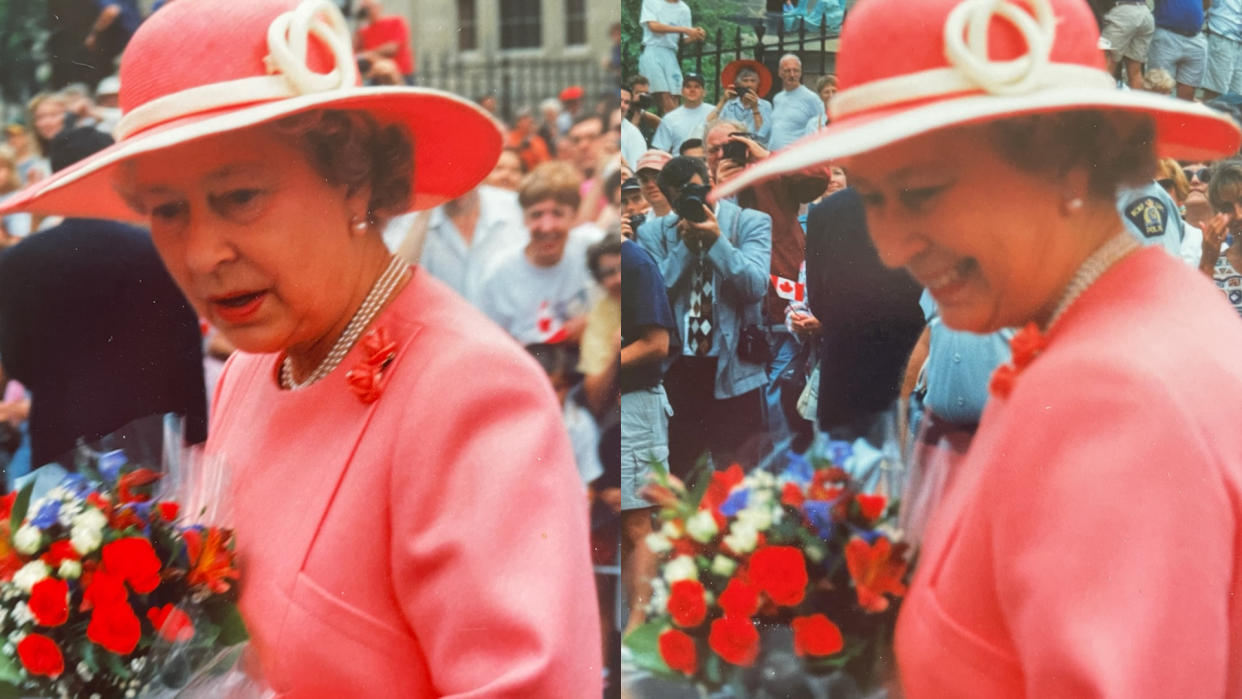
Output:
[622,621,676,677]
[9,479,33,537]
[0,0,48,113]
[621,0,757,103]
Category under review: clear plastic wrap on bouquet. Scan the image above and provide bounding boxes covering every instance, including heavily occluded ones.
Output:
[0,415,267,698]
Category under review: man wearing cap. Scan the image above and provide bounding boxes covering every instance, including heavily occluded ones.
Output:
[1100,0,1155,89]
[769,54,825,151]
[707,62,774,146]
[620,176,649,240]
[651,72,712,155]
[557,86,585,135]
[1203,0,1242,99]
[634,149,673,221]
[1146,0,1207,100]
[639,0,706,114]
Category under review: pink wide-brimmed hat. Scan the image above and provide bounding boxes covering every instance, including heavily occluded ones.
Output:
[714,0,1241,201]
[0,0,504,221]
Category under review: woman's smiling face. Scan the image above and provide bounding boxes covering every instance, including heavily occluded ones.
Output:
[118,124,369,356]
[848,126,1085,333]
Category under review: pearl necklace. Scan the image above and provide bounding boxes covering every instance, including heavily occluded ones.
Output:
[1045,231,1140,331]
[280,255,408,390]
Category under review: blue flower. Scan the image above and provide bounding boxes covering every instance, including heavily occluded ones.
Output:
[802,500,837,540]
[57,474,90,498]
[29,500,61,530]
[826,440,853,465]
[720,489,749,517]
[98,450,128,482]
[781,451,813,485]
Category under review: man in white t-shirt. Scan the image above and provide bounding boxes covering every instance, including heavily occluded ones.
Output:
[650,72,712,154]
[479,162,595,345]
[639,0,705,114]
[769,54,825,151]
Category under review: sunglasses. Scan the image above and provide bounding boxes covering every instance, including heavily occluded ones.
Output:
[1184,167,1211,183]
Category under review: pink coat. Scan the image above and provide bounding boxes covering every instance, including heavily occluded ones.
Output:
[897,248,1242,697]
[207,268,601,697]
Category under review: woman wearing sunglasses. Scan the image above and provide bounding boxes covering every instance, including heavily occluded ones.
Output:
[716,0,1242,695]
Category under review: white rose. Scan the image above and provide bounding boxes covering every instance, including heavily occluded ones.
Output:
[12,562,49,594]
[648,578,670,615]
[749,487,774,505]
[660,521,683,539]
[12,525,41,556]
[57,560,82,580]
[750,471,775,489]
[70,525,103,556]
[644,533,672,555]
[685,510,719,543]
[663,555,699,583]
[723,520,759,554]
[10,601,32,627]
[710,555,737,577]
[736,505,773,532]
[805,542,826,564]
[72,508,107,533]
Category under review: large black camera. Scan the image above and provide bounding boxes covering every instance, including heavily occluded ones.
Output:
[733,83,751,98]
[633,92,654,110]
[674,183,712,223]
[722,132,759,165]
[628,212,646,230]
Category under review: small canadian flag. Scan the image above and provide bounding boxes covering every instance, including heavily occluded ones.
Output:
[770,274,805,302]
[536,301,570,343]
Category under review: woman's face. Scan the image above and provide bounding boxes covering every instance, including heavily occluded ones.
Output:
[826,166,847,194]
[120,126,369,356]
[486,150,524,191]
[819,83,837,108]
[1183,161,1210,207]
[848,127,1089,333]
[33,101,65,141]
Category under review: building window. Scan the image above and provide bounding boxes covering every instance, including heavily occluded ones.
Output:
[500,0,542,50]
[457,0,477,51]
[565,0,586,46]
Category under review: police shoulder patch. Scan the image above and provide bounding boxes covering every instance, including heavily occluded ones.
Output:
[1124,196,1168,239]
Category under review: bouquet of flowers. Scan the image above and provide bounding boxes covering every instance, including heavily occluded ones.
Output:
[0,446,247,698]
[624,444,910,696]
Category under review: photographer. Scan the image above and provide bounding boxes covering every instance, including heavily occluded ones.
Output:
[634,155,770,482]
[626,75,663,139]
[705,60,774,147]
[619,177,649,241]
[706,119,828,446]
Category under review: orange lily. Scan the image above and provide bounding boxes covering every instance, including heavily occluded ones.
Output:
[844,536,908,613]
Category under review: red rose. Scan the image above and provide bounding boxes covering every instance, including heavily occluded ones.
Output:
[779,482,804,508]
[101,538,162,594]
[747,546,808,607]
[86,492,112,515]
[717,577,759,618]
[791,614,844,657]
[16,633,63,677]
[82,569,127,611]
[658,628,698,675]
[28,578,69,627]
[41,540,81,567]
[116,468,161,504]
[701,464,745,513]
[856,494,886,522]
[147,604,195,642]
[87,601,142,655]
[708,615,759,666]
[0,492,15,522]
[156,502,179,523]
[667,580,707,628]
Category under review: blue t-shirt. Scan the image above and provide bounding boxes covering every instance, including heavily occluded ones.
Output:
[651,102,712,153]
[719,97,774,146]
[1206,0,1242,41]
[919,291,1013,424]
[1154,0,1204,35]
[768,84,825,151]
[621,239,677,392]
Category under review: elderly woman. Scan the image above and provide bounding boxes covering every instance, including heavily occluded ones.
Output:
[0,0,600,696]
[716,0,1242,695]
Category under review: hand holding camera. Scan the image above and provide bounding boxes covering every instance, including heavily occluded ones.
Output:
[674,187,720,251]
[621,212,645,240]
[715,133,766,185]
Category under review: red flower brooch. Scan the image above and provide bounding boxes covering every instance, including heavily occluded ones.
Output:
[346,327,398,404]
[989,322,1047,399]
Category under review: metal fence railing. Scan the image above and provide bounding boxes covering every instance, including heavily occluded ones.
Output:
[416,52,611,124]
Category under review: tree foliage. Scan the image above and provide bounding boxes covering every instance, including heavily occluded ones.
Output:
[621,0,757,102]
[0,0,48,120]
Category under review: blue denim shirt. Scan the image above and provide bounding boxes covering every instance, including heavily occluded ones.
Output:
[1207,0,1242,41]
[636,200,772,399]
[919,291,1014,424]
[719,98,774,146]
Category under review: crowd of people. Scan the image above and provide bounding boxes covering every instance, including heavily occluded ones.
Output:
[620,0,1242,695]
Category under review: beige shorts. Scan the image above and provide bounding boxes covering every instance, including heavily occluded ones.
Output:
[1101,3,1156,63]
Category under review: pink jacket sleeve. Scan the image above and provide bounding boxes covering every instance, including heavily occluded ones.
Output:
[387,340,602,698]
[985,359,1234,697]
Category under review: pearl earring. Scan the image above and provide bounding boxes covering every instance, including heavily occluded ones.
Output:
[1063,197,1084,215]
[350,216,368,233]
